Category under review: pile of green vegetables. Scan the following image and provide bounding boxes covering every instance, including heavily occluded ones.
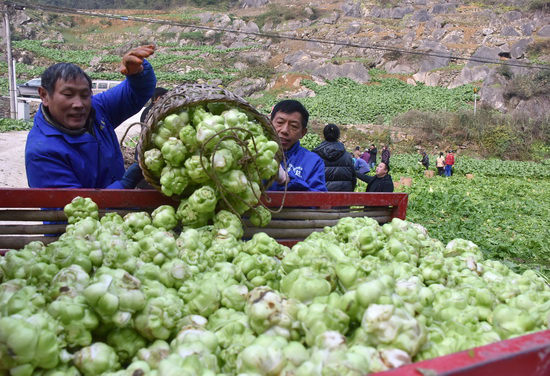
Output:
[0,196,548,376]
[142,104,280,227]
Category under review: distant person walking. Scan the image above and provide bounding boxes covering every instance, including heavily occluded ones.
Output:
[354,146,362,159]
[313,124,356,192]
[445,150,455,177]
[436,152,445,176]
[353,154,370,174]
[360,147,370,165]
[368,144,377,170]
[420,151,429,170]
[381,144,391,165]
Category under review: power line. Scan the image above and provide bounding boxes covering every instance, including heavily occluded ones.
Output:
[5,0,550,71]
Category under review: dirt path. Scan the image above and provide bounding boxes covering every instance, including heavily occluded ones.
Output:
[0,111,143,188]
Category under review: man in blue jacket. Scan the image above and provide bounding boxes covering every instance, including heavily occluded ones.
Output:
[269,100,327,191]
[25,45,156,189]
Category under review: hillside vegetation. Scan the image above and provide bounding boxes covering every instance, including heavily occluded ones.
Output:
[1,0,549,160]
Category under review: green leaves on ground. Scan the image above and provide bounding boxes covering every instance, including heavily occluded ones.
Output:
[383,155,550,278]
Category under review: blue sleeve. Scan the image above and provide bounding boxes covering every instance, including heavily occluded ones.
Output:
[92,60,156,129]
[286,157,327,192]
[106,181,125,189]
[26,152,83,188]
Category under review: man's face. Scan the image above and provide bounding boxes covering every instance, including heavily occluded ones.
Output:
[272,111,307,151]
[39,76,92,130]
[375,162,388,178]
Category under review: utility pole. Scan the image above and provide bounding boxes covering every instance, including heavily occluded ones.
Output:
[3,2,17,119]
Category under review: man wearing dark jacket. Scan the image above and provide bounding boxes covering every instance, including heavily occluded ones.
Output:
[358,162,394,192]
[368,144,377,170]
[420,151,429,170]
[381,144,391,165]
[313,124,356,192]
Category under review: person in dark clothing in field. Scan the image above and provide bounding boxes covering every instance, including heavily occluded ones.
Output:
[368,144,377,170]
[381,144,391,165]
[358,161,394,192]
[360,147,370,165]
[313,124,356,192]
[420,151,429,170]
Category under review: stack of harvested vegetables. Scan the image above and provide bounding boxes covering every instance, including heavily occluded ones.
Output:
[0,195,548,375]
[137,83,283,227]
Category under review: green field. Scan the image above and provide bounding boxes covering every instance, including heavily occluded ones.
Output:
[356,154,550,279]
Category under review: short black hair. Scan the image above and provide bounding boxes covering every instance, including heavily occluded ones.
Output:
[381,161,390,173]
[271,100,309,128]
[324,123,340,142]
[153,87,168,101]
[40,63,92,95]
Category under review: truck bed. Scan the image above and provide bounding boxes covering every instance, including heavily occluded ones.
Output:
[0,188,408,249]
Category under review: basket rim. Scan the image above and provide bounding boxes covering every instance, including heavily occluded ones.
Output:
[136,83,283,204]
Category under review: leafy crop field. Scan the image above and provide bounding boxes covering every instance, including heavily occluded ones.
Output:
[7,39,474,125]
[356,154,550,278]
[251,77,475,125]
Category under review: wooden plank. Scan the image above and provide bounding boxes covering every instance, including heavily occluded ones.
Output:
[271,209,391,220]
[244,228,324,239]
[245,219,344,229]
[264,191,409,207]
[0,189,408,211]
[0,189,177,209]
[0,209,67,221]
[271,206,387,212]
[244,215,390,239]
[0,208,154,222]
[101,209,154,217]
[0,236,59,250]
[0,224,67,235]
[244,215,391,229]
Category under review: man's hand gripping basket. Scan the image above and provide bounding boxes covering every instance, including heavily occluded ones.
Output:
[136,83,283,228]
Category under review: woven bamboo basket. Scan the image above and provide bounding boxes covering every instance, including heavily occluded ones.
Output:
[136,83,283,203]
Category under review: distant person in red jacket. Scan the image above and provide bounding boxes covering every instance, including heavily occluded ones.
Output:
[445,150,455,177]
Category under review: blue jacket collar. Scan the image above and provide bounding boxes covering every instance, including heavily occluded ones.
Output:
[285,140,302,156]
[35,106,96,144]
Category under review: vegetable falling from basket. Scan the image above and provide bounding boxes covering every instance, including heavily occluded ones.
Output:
[136,84,284,228]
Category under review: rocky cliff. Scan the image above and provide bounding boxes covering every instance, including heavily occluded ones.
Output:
[2,0,549,118]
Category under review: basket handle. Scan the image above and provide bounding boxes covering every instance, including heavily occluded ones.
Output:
[119,121,147,150]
